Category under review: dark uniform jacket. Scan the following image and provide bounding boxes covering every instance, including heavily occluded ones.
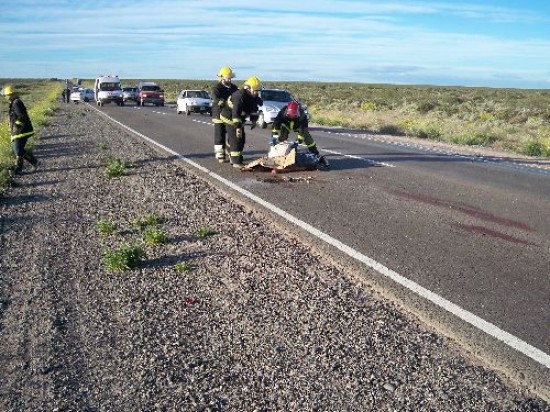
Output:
[211,82,238,123]
[272,104,309,135]
[222,88,262,127]
[9,98,34,141]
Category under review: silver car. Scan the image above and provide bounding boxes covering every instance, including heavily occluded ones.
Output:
[70,88,94,103]
[122,87,139,103]
[255,88,310,128]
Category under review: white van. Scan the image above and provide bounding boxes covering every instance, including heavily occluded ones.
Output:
[94,75,124,106]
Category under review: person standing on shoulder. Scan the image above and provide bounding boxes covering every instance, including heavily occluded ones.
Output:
[271,100,319,155]
[211,66,238,163]
[222,76,263,167]
[3,85,38,174]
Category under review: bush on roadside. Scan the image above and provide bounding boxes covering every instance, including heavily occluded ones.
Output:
[103,243,145,272]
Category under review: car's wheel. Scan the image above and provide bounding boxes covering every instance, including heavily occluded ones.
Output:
[84,98,89,102]
[257,112,266,129]
[177,107,182,114]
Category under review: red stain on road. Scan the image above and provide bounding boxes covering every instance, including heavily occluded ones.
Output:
[452,223,536,246]
[389,189,534,233]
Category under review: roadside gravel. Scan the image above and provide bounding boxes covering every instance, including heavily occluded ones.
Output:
[0,102,548,411]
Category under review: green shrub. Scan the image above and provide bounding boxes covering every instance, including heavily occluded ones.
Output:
[196,227,216,238]
[143,228,169,245]
[452,131,497,146]
[96,219,117,236]
[522,138,550,157]
[133,213,163,230]
[103,243,145,272]
[174,262,193,272]
[0,168,11,197]
[105,158,126,178]
[360,101,377,111]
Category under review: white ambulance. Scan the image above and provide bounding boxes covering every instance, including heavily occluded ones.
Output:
[94,75,124,106]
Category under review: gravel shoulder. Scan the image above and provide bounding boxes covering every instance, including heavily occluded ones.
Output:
[0,102,548,411]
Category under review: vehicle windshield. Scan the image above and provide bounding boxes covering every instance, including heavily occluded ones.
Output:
[261,90,292,102]
[142,85,161,91]
[187,91,210,99]
[99,82,121,91]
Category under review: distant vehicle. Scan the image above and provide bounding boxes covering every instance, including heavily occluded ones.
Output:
[136,81,164,106]
[70,88,94,103]
[176,90,212,115]
[122,86,139,103]
[94,75,124,106]
[255,88,310,128]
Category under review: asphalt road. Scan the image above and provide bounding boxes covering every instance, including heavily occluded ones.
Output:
[94,101,550,390]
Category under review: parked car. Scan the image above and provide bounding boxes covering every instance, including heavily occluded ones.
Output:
[70,88,94,103]
[176,90,212,115]
[255,88,310,128]
[122,87,139,103]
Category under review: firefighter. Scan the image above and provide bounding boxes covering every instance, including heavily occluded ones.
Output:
[222,76,263,167]
[3,85,39,174]
[211,66,238,163]
[271,100,319,155]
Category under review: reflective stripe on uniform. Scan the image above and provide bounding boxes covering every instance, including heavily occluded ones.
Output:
[10,131,34,141]
[220,115,233,125]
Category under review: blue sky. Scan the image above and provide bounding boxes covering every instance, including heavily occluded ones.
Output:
[1,0,549,89]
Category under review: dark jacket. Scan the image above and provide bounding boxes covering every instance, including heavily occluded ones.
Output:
[211,82,238,123]
[222,88,262,127]
[9,98,34,141]
[272,104,309,135]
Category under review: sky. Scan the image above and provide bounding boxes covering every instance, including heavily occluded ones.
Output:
[1,0,549,89]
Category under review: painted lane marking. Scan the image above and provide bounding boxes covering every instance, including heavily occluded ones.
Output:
[322,130,550,175]
[322,148,395,167]
[94,107,550,369]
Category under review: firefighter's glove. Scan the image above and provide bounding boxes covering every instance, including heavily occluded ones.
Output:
[235,127,243,139]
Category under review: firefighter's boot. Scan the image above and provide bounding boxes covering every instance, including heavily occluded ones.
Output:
[13,156,24,174]
[23,152,39,171]
[214,145,226,163]
[230,154,244,168]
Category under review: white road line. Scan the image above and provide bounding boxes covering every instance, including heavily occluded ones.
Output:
[95,107,550,369]
[322,148,395,167]
[324,130,550,175]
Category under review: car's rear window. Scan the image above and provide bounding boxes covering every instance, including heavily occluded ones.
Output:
[142,85,161,91]
[261,90,292,102]
[187,91,210,99]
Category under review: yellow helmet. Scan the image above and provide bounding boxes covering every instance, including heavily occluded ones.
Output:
[244,76,262,92]
[3,85,14,96]
[217,66,235,80]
